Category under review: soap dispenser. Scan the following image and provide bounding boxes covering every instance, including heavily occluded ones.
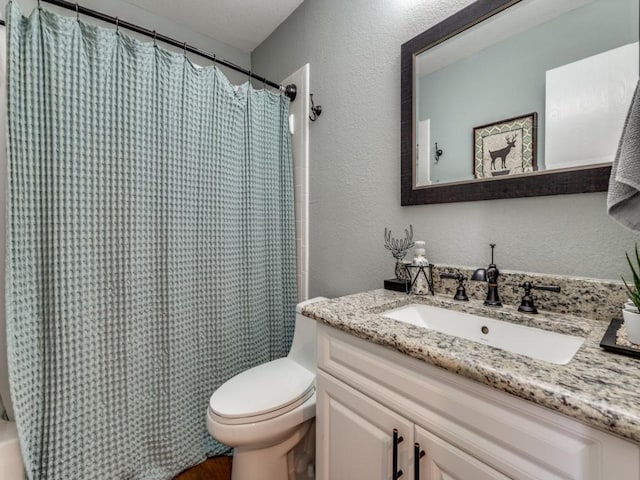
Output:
[408,241,432,295]
[412,241,429,266]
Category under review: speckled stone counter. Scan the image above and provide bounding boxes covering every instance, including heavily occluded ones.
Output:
[432,265,627,322]
[302,289,640,444]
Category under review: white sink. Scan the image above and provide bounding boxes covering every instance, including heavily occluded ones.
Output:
[383,304,584,365]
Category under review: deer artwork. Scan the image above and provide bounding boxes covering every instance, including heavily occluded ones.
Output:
[489,133,517,170]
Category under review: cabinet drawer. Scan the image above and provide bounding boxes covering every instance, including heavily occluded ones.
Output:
[318,323,640,480]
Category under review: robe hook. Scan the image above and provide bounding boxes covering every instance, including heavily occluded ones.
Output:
[434,142,443,162]
[309,94,322,121]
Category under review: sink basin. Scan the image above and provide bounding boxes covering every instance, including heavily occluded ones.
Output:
[383,304,584,365]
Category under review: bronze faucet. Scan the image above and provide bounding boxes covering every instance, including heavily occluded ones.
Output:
[471,243,502,307]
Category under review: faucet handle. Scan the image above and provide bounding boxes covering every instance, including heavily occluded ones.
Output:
[532,284,561,293]
[517,282,560,314]
[439,271,462,280]
[439,271,469,302]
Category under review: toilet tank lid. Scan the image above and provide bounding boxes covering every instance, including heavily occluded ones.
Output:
[209,357,315,419]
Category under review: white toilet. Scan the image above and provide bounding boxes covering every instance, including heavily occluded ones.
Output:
[206,297,326,480]
[0,420,24,480]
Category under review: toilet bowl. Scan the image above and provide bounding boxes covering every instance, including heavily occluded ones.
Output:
[0,420,24,480]
[206,297,326,480]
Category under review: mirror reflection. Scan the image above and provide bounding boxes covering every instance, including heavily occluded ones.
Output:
[414,0,639,187]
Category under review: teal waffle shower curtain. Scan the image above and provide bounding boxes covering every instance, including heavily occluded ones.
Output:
[5,3,297,479]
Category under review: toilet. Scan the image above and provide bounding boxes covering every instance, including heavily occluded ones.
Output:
[206,297,326,480]
[0,420,24,480]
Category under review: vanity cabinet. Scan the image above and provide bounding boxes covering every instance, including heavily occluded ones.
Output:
[315,323,640,480]
[415,425,509,480]
[317,372,413,480]
[318,371,509,480]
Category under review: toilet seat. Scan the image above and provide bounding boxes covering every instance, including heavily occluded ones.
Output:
[209,357,315,425]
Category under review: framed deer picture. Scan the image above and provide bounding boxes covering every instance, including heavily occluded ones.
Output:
[473,113,537,179]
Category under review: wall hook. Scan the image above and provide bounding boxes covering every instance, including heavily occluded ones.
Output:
[309,94,322,121]
[434,142,443,162]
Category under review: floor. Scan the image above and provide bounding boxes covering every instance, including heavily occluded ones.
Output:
[173,456,232,480]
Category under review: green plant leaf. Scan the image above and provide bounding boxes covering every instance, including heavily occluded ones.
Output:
[622,243,640,310]
[626,249,640,288]
[623,276,640,309]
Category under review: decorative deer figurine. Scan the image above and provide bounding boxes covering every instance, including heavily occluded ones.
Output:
[384,224,414,260]
[489,133,517,170]
[384,225,415,280]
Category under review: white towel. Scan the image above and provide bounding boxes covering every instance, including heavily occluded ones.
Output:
[608,80,640,231]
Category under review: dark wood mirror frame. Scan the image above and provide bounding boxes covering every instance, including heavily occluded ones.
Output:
[400,0,615,206]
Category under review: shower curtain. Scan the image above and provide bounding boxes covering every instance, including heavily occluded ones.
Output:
[5,3,297,479]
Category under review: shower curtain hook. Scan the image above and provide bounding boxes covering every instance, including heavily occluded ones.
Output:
[75,2,79,21]
[153,30,157,46]
[183,41,187,56]
[115,17,119,33]
[212,54,216,68]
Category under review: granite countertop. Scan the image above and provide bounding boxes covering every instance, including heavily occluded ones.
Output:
[302,289,640,444]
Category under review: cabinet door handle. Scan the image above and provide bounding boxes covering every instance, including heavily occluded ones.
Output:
[414,443,426,480]
[392,429,404,479]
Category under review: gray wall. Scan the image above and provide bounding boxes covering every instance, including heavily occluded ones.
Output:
[252,0,640,299]
[419,0,638,182]
[4,0,251,85]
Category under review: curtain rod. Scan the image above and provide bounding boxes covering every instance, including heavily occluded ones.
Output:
[10,1,297,101]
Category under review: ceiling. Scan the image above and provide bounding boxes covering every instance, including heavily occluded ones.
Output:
[120,0,303,53]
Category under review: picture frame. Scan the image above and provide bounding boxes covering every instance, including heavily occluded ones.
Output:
[473,113,537,179]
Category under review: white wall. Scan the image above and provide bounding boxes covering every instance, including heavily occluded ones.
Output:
[252,0,640,298]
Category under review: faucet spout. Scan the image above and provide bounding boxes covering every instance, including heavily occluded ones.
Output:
[472,244,502,307]
[470,267,487,282]
[484,264,502,307]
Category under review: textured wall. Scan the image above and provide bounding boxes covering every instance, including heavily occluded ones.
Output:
[252,0,640,299]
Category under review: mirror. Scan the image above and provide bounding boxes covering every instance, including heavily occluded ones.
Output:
[401,0,639,205]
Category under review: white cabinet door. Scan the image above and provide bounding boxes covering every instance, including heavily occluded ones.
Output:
[317,370,414,480]
[414,425,509,480]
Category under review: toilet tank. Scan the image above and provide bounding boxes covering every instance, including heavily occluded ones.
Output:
[288,297,327,373]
